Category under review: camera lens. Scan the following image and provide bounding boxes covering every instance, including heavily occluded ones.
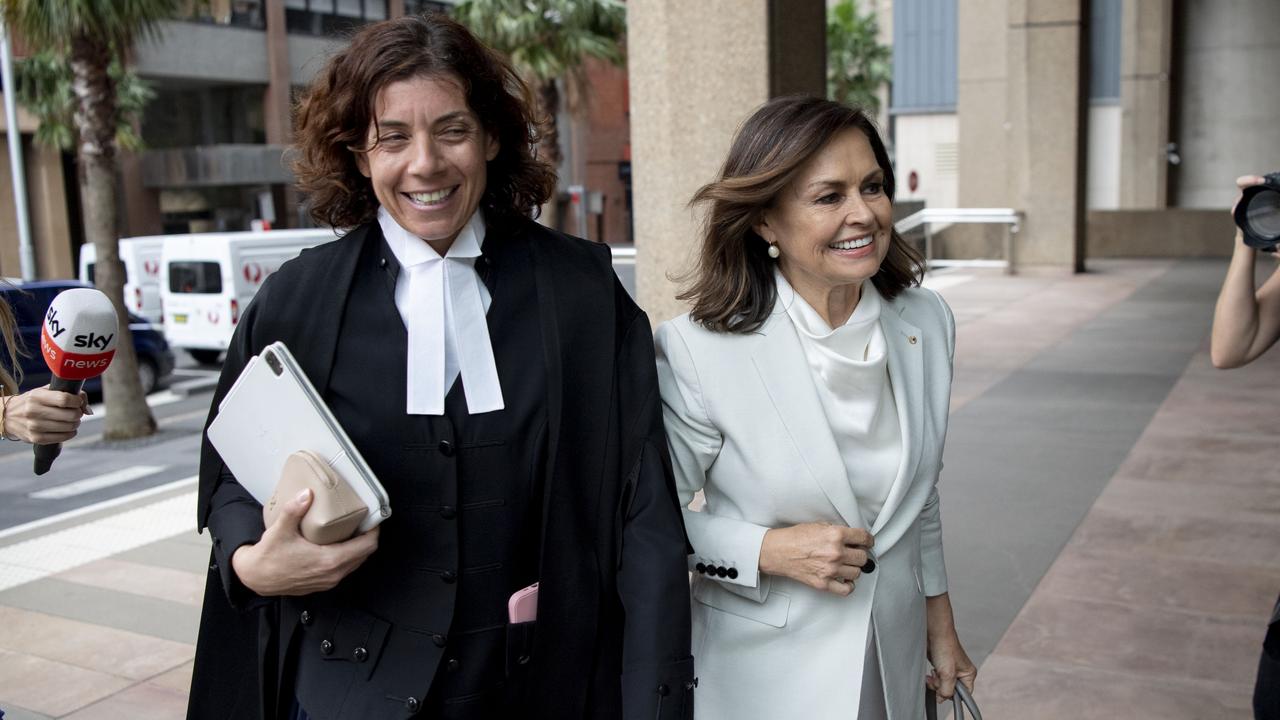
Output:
[1236,175,1280,250]
[1244,186,1280,240]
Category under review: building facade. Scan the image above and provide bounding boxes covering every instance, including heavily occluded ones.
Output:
[889,0,1280,264]
[1,0,634,280]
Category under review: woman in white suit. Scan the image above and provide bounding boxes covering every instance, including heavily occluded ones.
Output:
[656,97,976,718]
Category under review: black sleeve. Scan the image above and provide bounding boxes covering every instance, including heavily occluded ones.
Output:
[196,276,274,610]
[615,309,697,719]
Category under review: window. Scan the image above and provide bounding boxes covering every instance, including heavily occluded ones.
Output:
[168,262,224,294]
[179,0,265,29]
[83,263,130,286]
[891,0,958,114]
[1090,0,1122,102]
[285,0,391,36]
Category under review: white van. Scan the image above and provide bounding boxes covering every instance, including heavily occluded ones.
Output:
[79,237,165,324]
[159,229,341,364]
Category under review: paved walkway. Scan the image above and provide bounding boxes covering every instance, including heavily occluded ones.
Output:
[0,258,1275,719]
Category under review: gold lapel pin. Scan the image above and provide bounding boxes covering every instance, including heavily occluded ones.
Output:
[908,336,918,345]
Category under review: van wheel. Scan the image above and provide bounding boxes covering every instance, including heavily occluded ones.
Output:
[189,350,221,365]
[138,359,158,395]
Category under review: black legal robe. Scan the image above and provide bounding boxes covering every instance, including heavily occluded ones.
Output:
[187,218,694,720]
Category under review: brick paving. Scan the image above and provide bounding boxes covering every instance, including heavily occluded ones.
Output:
[0,259,1273,719]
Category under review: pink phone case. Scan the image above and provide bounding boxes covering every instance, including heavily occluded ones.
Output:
[508,582,539,623]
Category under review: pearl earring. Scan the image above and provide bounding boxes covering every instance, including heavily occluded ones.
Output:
[767,243,780,259]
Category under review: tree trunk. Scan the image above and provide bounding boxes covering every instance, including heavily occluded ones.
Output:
[70,35,156,440]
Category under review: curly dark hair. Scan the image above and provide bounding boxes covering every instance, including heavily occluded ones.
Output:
[292,13,557,230]
[682,96,924,334]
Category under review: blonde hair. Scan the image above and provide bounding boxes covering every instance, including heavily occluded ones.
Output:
[1,294,21,394]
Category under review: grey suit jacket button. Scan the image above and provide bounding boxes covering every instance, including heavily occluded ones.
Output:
[320,639,333,656]
[727,567,739,579]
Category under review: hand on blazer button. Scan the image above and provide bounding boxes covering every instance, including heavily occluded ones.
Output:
[231,488,380,597]
[758,522,875,597]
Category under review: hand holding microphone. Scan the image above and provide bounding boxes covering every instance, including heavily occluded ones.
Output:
[32,288,118,475]
[0,387,91,444]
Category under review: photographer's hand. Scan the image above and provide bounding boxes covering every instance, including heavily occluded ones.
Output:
[1211,175,1280,369]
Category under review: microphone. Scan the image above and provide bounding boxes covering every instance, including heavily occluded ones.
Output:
[34,288,119,475]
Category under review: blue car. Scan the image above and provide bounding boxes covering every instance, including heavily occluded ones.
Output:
[1,279,175,395]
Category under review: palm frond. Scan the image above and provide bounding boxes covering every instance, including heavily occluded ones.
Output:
[1,0,187,53]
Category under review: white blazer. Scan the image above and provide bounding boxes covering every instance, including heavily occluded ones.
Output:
[655,285,955,719]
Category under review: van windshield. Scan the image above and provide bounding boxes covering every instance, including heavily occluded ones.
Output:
[84,263,129,286]
[169,262,222,294]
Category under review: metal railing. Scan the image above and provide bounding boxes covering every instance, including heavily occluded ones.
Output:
[894,208,1023,274]
[609,244,636,263]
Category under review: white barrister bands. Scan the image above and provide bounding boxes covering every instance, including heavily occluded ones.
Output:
[379,208,504,415]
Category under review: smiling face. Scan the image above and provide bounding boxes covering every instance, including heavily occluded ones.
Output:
[356,74,499,253]
[755,128,893,315]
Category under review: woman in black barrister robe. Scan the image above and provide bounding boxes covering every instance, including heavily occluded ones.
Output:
[186,14,694,720]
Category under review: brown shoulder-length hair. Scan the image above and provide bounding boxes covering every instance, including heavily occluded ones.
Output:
[681,96,924,334]
[292,14,557,230]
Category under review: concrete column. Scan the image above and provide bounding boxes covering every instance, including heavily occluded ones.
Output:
[264,0,295,227]
[27,140,73,278]
[120,116,163,238]
[1173,0,1280,209]
[0,107,72,278]
[1118,0,1173,209]
[264,0,291,147]
[956,0,1087,270]
[628,0,825,323]
[956,0,1011,224]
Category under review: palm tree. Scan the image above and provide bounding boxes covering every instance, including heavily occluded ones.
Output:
[2,0,183,439]
[452,0,626,170]
[16,48,153,153]
[827,0,891,116]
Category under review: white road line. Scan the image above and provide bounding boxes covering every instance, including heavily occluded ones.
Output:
[0,490,198,592]
[83,389,186,421]
[171,368,220,378]
[0,475,197,542]
[29,465,167,500]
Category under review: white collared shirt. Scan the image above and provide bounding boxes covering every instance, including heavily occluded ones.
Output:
[378,208,504,415]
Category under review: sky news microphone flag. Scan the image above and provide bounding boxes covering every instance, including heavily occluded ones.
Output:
[34,288,118,475]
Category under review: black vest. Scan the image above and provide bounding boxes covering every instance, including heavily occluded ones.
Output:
[287,228,547,718]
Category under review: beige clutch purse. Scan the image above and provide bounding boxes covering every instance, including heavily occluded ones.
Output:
[263,450,369,544]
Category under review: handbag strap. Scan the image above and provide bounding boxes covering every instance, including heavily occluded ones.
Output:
[925,684,982,720]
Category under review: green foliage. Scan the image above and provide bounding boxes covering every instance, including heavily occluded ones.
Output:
[452,0,626,103]
[0,0,185,53]
[827,0,892,115]
[15,49,154,152]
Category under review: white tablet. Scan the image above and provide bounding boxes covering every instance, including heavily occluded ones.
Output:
[207,341,390,533]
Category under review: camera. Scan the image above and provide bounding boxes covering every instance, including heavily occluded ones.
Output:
[1235,172,1280,251]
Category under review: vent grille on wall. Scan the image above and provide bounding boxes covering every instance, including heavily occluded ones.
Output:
[935,143,959,175]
